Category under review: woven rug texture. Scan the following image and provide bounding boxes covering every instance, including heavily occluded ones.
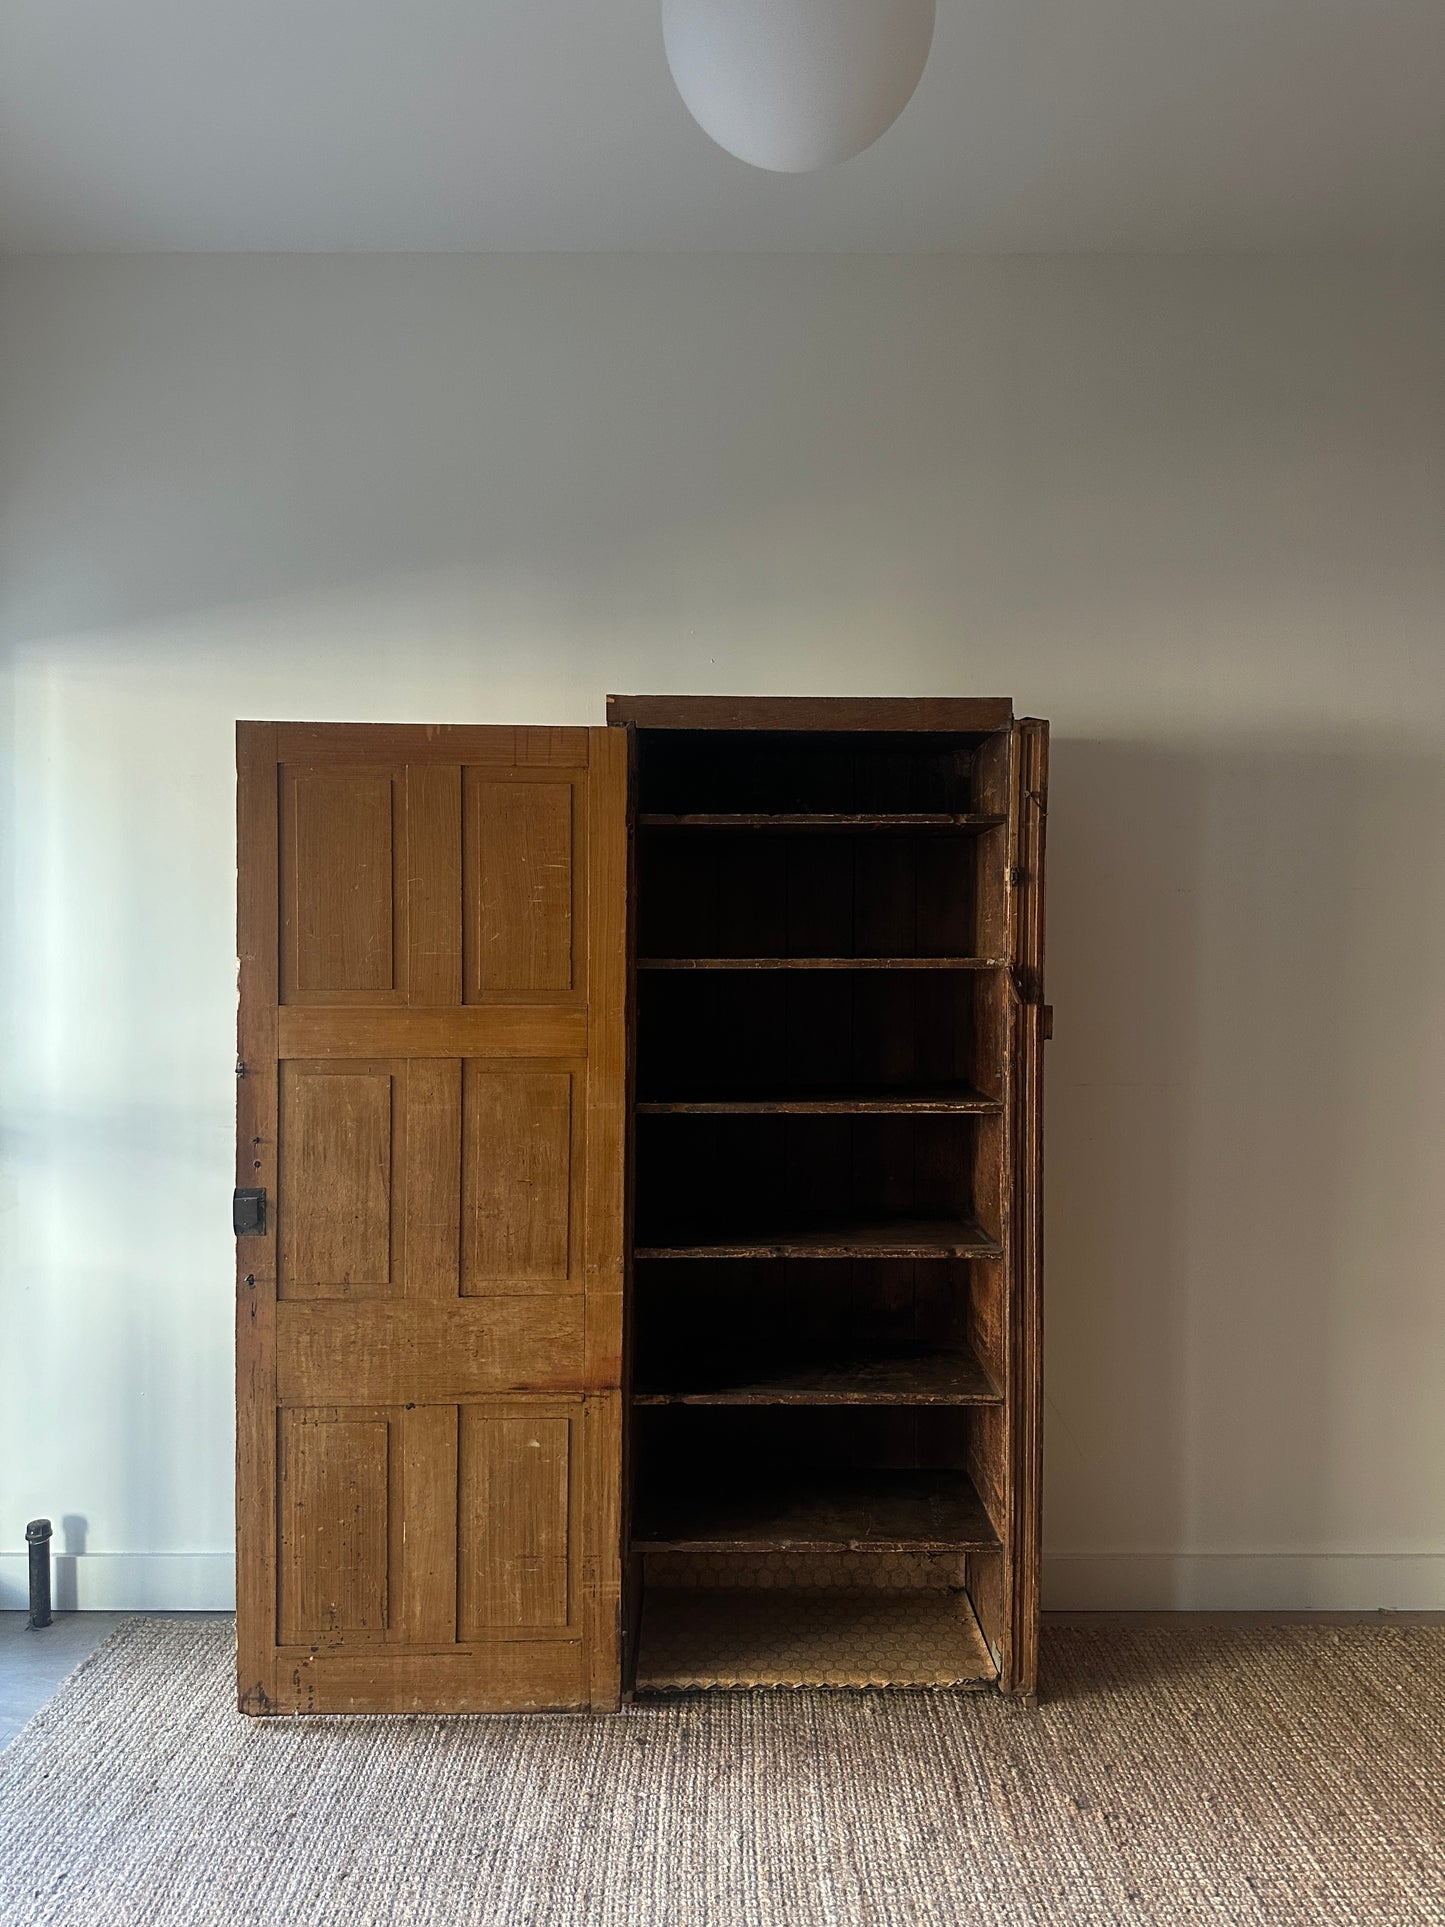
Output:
[0,1617,1441,1926]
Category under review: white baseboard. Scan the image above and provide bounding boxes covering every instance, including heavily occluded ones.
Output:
[4,1550,1441,1616]
[0,1552,235,1613]
[1045,1552,1445,1612]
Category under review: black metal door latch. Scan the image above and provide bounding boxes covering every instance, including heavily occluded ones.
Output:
[233,1188,267,1236]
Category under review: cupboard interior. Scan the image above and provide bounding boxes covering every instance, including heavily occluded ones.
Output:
[637,825,1005,962]
[636,969,1005,1107]
[627,726,1014,1693]
[633,1112,1002,1251]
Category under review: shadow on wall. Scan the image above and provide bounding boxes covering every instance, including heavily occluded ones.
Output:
[1042,732,1443,1595]
[53,1515,88,1612]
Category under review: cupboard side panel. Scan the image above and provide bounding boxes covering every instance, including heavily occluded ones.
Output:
[582,727,628,1704]
[1008,719,1048,1698]
[236,722,280,1713]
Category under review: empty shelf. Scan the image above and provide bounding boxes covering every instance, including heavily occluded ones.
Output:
[638,957,1005,971]
[635,1217,1002,1261]
[634,1349,1001,1407]
[635,1586,998,1692]
[637,1085,1001,1115]
[639,812,1004,834]
[634,1469,999,1554]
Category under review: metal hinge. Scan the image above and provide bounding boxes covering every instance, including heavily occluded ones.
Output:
[233,1188,267,1236]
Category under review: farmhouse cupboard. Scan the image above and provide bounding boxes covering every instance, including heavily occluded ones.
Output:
[235,698,1047,1712]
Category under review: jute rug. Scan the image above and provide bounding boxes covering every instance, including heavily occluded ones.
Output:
[0,1618,1441,1926]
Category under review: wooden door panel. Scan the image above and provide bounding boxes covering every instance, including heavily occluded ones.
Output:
[238,723,626,1716]
[281,766,404,1003]
[276,1397,587,1657]
[462,1064,578,1291]
[279,1062,399,1299]
[466,774,578,997]
[457,1406,577,1637]
[278,1408,391,1645]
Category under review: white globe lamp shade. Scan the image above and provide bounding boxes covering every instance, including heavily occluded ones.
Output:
[662,0,937,173]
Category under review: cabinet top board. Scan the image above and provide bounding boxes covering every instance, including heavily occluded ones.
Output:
[606,695,1014,733]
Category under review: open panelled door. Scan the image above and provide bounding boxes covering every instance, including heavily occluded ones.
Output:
[236,723,626,1714]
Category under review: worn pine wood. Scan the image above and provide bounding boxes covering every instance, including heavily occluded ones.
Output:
[278,1408,390,1645]
[403,1058,462,1297]
[275,722,589,767]
[406,764,463,1006]
[280,765,404,1005]
[607,695,1013,733]
[1009,720,1049,1699]
[582,728,629,1398]
[632,1348,1001,1407]
[464,770,580,999]
[636,956,1006,971]
[393,1403,459,1644]
[235,723,280,1715]
[278,1005,585,1059]
[634,1469,1000,1554]
[636,1085,1001,1115]
[279,1643,588,1715]
[274,1300,586,1402]
[457,1405,577,1636]
[462,1065,575,1288]
[638,813,1005,832]
[236,721,625,1716]
[278,1063,396,1297]
[582,1393,624,1705]
[635,1217,1002,1261]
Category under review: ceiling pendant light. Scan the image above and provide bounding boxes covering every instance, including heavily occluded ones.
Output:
[662,0,936,173]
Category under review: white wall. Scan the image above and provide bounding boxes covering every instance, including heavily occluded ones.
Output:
[2,254,1442,1611]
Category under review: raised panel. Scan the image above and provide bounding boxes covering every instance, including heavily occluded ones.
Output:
[286,770,398,994]
[466,775,576,996]
[278,1410,390,1644]
[280,1064,396,1298]
[458,1408,573,1635]
[462,1066,573,1291]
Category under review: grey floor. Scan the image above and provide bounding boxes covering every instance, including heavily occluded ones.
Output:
[1,1612,125,1749]
[1,1613,231,1749]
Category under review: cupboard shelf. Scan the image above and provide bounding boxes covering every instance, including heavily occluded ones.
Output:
[637,957,1006,972]
[638,812,1005,833]
[635,1216,1002,1261]
[633,1348,1002,1407]
[634,1468,1000,1554]
[636,1084,1001,1115]
[635,1586,998,1692]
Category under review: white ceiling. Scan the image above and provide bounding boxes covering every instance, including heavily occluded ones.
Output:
[2,0,1442,252]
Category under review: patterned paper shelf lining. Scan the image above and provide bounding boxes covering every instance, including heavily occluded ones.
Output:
[635,1585,998,1692]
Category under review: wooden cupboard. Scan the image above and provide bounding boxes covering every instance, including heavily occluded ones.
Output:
[235,697,1047,1713]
